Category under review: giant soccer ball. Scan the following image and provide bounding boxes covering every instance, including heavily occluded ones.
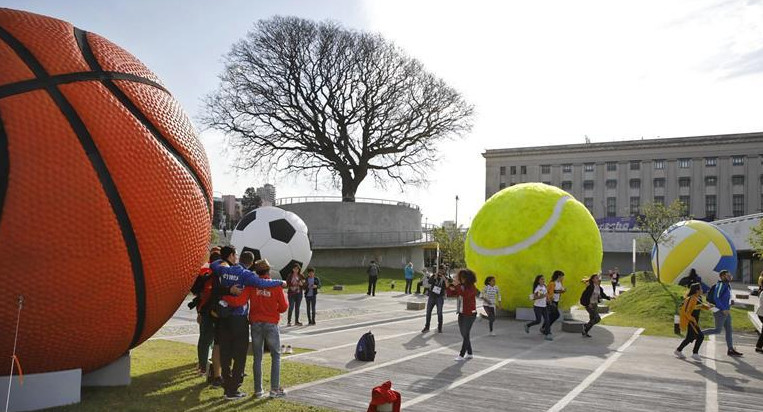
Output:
[652,220,737,284]
[231,206,312,278]
[465,183,602,311]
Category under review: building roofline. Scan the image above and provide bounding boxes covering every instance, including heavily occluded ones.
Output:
[483,131,763,158]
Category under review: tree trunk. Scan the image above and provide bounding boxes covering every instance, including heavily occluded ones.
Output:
[340,175,359,202]
[654,243,661,283]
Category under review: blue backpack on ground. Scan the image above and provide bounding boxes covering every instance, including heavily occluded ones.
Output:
[355,331,376,362]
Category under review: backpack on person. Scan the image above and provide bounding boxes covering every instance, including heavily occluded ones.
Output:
[354,331,376,362]
[706,284,717,305]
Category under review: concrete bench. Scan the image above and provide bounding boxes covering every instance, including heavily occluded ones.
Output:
[597,305,610,314]
[406,301,425,310]
[748,285,760,293]
[332,285,344,291]
[562,320,585,333]
[735,293,750,299]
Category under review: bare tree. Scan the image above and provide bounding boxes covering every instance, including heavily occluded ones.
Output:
[202,16,474,201]
[636,200,688,283]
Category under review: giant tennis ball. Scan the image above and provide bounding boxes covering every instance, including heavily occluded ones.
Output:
[652,220,736,284]
[465,183,602,311]
[0,9,212,375]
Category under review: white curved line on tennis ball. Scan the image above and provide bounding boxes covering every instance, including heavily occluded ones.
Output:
[469,195,571,256]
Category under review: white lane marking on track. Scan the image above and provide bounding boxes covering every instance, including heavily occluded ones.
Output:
[704,335,718,412]
[401,336,559,409]
[546,328,644,412]
[469,195,570,256]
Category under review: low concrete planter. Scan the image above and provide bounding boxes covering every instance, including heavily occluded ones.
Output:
[735,293,750,299]
[515,307,536,321]
[407,301,426,310]
[332,285,344,291]
[562,320,585,333]
[733,302,754,311]
[597,305,610,314]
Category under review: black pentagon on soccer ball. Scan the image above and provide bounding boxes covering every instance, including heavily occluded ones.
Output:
[279,260,304,279]
[235,210,257,231]
[241,247,261,262]
[269,218,296,243]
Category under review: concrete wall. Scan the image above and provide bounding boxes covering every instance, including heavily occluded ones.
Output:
[311,246,425,271]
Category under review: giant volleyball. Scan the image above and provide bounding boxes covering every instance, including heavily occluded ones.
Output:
[0,9,212,375]
[465,183,602,311]
[231,206,312,279]
[652,220,737,284]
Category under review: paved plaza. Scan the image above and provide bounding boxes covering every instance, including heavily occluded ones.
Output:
[158,289,763,412]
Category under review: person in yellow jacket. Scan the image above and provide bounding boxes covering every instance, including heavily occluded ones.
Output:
[674,283,711,361]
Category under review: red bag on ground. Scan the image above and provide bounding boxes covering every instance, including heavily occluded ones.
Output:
[367,380,401,412]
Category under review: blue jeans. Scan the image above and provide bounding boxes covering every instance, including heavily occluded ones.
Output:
[702,311,734,350]
[288,293,302,323]
[424,294,444,330]
[197,311,215,370]
[305,295,317,323]
[527,306,550,335]
[250,322,281,393]
[458,313,477,356]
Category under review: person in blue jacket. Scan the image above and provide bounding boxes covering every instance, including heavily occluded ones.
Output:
[210,246,286,399]
[404,262,414,294]
[701,270,743,357]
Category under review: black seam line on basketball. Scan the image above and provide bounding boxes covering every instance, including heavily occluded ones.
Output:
[0,111,9,225]
[0,71,168,100]
[0,26,147,349]
[74,28,213,217]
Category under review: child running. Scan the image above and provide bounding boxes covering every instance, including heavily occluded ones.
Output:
[482,276,502,336]
[674,283,710,361]
[525,274,552,341]
[543,270,566,335]
[447,269,479,361]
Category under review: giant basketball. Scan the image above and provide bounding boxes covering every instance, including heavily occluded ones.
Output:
[651,220,737,284]
[0,9,212,375]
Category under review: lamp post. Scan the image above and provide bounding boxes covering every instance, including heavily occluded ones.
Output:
[455,195,459,228]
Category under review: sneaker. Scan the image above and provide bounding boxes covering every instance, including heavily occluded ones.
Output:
[286,345,293,354]
[728,349,743,357]
[287,322,291,327]
[755,348,763,354]
[691,353,702,361]
[489,331,495,336]
[280,344,286,354]
[421,327,430,333]
[294,322,303,326]
[464,354,474,359]
[673,350,685,359]
[269,388,286,398]
[210,377,223,387]
[524,324,530,334]
[437,328,442,333]
[225,391,247,400]
[544,335,553,341]
[582,331,591,338]
[454,356,465,361]
[253,391,265,398]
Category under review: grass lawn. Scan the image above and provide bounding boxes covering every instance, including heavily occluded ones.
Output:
[600,281,756,337]
[51,340,342,412]
[315,267,420,294]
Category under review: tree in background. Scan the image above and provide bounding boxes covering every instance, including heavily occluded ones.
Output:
[432,225,466,268]
[636,200,687,283]
[203,16,473,202]
[241,187,262,215]
[749,218,763,260]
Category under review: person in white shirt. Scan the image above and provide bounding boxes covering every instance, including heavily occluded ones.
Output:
[524,275,552,341]
[482,276,502,336]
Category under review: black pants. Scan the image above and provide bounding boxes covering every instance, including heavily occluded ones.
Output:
[458,313,477,356]
[288,293,302,323]
[484,306,496,332]
[585,304,601,332]
[677,323,705,354]
[611,282,618,296]
[544,301,560,333]
[415,282,424,294]
[218,315,249,395]
[305,295,317,323]
[424,295,444,330]
[367,276,378,295]
[527,306,550,335]
[756,316,763,349]
[405,279,413,294]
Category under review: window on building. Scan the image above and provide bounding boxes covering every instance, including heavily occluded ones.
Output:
[654,159,665,170]
[654,196,665,205]
[606,161,617,171]
[678,158,691,168]
[499,166,506,176]
[510,166,516,175]
[732,175,744,186]
[630,179,641,189]
[630,161,640,171]
[705,176,717,186]
[584,197,594,211]
[562,164,572,173]
[541,165,551,174]
[733,194,745,216]
[679,177,691,188]
[583,180,594,190]
[561,181,572,190]
[499,182,506,190]
[607,197,617,217]
[732,155,744,166]
[705,157,717,167]
[520,165,527,175]
[584,163,595,172]
[679,195,690,215]
[606,179,617,189]
[705,195,716,219]
[653,178,666,188]
[630,197,640,215]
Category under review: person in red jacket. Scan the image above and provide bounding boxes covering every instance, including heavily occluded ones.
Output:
[242,259,288,398]
[447,269,478,361]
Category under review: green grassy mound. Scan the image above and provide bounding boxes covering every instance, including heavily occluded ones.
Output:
[601,282,755,337]
[315,267,419,294]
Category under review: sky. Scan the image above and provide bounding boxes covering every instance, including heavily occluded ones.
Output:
[5,0,763,226]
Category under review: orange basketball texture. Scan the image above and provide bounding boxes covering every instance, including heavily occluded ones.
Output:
[0,8,212,375]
